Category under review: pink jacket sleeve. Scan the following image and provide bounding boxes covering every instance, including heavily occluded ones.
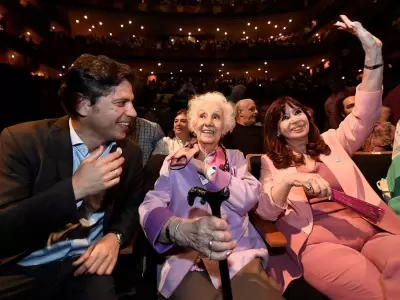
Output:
[334,85,383,156]
[256,155,288,221]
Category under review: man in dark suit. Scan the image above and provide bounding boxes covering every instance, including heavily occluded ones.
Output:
[0,54,144,299]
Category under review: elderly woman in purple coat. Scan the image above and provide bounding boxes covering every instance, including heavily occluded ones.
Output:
[139,92,282,300]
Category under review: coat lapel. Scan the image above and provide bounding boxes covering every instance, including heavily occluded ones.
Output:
[50,116,73,180]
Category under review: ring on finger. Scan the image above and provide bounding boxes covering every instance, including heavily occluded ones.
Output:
[305,184,312,191]
[208,240,213,249]
[208,250,212,260]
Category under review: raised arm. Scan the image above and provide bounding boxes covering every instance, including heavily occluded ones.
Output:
[334,15,384,155]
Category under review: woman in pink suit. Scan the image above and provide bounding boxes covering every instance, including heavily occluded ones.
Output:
[139,92,282,300]
[256,15,400,299]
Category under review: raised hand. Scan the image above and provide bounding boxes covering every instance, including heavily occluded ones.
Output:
[335,15,382,53]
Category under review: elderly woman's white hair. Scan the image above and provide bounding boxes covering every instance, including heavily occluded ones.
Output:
[187,92,235,136]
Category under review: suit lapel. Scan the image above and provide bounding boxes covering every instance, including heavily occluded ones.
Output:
[50,116,73,180]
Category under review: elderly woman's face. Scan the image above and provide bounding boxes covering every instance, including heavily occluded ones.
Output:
[193,102,224,146]
[279,104,309,141]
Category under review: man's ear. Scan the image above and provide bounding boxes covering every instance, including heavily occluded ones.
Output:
[76,95,91,117]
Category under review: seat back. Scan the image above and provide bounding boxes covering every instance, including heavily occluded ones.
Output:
[352,152,392,196]
[247,154,263,180]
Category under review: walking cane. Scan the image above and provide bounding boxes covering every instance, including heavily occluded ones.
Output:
[187,187,233,300]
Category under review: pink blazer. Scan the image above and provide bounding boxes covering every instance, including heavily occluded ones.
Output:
[256,86,400,291]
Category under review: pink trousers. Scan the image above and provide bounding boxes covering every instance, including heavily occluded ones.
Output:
[300,232,400,299]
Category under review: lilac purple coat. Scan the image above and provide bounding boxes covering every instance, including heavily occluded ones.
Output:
[139,149,268,298]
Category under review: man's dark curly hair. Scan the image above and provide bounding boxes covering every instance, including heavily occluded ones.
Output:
[59,54,136,118]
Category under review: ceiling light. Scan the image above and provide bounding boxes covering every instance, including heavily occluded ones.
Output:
[259,84,262,87]
[26,32,31,35]
[274,25,278,28]
[268,21,271,24]
[270,35,274,39]
[283,27,286,30]
[247,22,251,26]
[221,63,224,66]
[342,76,345,79]
[52,26,55,30]
[221,74,224,77]
[170,72,173,74]
[302,64,305,67]
[158,63,162,66]
[180,69,183,72]
[289,19,292,22]
[151,71,154,74]
[200,64,203,66]
[179,28,182,31]
[258,68,261,71]
[99,22,102,25]
[198,28,201,31]
[188,32,191,36]
[62,65,65,69]
[245,71,248,74]
[88,29,92,32]
[92,25,95,28]
[76,20,79,23]
[219,69,221,72]
[217,28,220,31]
[133,35,136,37]
[264,62,267,65]
[141,26,144,30]
[265,70,268,73]
[243,31,246,35]
[11,55,15,58]
[254,27,258,30]
[170,38,174,42]
[227,72,230,75]
[321,59,325,62]
[59,73,62,76]
[307,66,310,69]
[246,36,249,39]
[316,33,319,36]
[199,70,202,72]
[279,33,282,36]
[139,69,142,71]
[129,20,132,24]
[109,33,112,36]
[84,15,88,19]
[358,69,362,72]
[224,32,227,35]
[171,77,173,79]
[120,24,124,28]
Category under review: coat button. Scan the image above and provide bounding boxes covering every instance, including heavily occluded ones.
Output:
[336,158,341,163]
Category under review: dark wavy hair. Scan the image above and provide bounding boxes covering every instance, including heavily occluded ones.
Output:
[264,96,331,169]
[59,54,136,118]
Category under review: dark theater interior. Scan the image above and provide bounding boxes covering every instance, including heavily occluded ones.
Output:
[1,0,400,299]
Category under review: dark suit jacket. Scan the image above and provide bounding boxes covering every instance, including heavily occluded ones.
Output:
[0,116,144,266]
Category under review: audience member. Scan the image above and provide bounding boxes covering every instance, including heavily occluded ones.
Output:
[362,106,395,152]
[153,109,194,155]
[383,84,400,125]
[139,92,282,300]
[223,99,264,157]
[126,116,165,165]
[256,16,400,299]
[0,54,144,300]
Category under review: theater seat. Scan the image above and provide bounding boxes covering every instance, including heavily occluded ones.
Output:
[352,151,392,196]
[246,154,328,300]
[246,154,288,249]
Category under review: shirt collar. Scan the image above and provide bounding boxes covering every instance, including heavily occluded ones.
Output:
[69,118,84,146]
